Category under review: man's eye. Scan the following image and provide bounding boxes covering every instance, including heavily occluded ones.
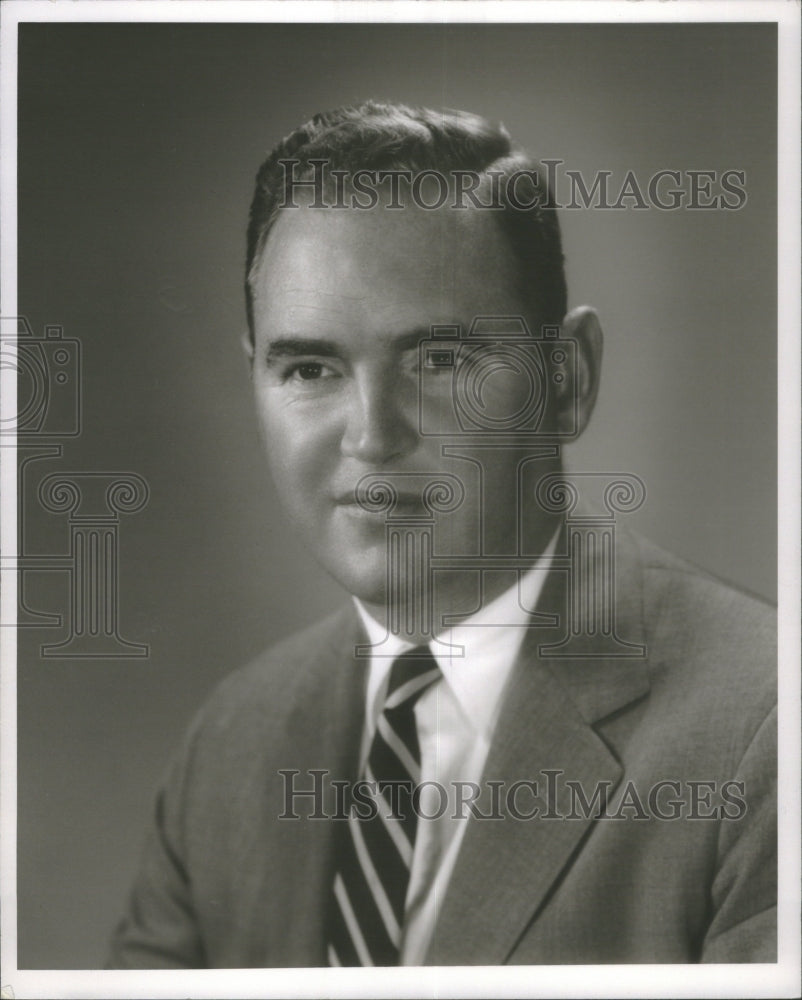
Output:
[286,362,331,382]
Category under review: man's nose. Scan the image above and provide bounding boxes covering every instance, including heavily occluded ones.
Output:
[340,375,419,464]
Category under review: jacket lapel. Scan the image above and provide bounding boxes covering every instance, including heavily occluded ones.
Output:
[258,608,368,966]
[425,523,650,965]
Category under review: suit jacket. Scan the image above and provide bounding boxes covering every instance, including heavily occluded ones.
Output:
[107,525,776,966]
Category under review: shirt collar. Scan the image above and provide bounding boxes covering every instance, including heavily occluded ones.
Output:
[354,528,559,739]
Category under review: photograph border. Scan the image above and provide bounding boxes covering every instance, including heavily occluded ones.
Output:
[1,2,799,997]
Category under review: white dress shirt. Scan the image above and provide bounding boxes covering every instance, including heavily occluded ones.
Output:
[352,530,558,965]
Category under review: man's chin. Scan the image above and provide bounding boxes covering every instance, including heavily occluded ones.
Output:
[317,549,389,607]
[311,527,450,610]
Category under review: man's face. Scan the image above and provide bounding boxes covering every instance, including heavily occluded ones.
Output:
[249,199,556,608]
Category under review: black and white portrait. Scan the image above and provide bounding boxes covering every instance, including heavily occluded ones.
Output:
[1,3,798,998]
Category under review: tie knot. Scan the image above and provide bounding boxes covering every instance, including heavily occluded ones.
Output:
[385,645,441,710]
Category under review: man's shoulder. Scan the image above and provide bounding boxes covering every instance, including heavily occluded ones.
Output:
[632,530,775,641]
[189,603,361,743]
[625,530,776,725]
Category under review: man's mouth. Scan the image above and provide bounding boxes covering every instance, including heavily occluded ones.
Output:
[333,490,428,516]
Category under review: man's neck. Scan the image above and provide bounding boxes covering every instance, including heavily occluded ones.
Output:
[358,513,562,646]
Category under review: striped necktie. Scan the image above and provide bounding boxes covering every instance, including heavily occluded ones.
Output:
[327,645,441,967]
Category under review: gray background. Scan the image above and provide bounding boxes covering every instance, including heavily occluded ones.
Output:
[17,22,776,967]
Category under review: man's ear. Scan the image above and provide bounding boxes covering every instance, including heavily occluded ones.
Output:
[241,330,255,372]
[556,305,603,439]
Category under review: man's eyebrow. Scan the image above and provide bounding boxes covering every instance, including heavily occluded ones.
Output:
[393,327,451,351]
[264,338,343,363]
[265,327,457,363]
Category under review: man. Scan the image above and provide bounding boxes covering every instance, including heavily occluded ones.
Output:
[107,102,776,967]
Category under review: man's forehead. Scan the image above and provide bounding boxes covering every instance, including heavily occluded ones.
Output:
[259,287,475,343]
[254,200,521,313]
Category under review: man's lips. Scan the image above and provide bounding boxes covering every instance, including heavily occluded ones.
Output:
[332,490,428,513]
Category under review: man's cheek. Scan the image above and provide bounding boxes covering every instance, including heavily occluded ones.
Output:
[261,418,312,473]
[277,448,330,509]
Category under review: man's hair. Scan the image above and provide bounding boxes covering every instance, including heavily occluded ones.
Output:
[244,100,567,339]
